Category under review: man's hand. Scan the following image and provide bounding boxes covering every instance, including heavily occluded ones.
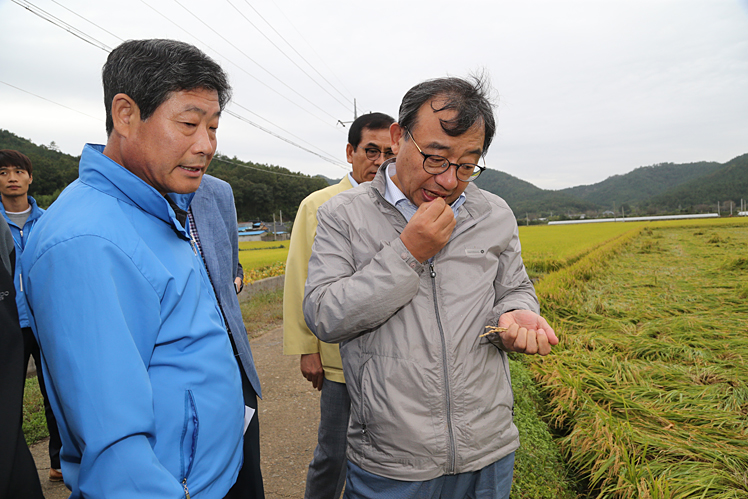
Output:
[495,310,559,356]
[300,353,324,391]
[234,277,243,294]
[400,199,456,263]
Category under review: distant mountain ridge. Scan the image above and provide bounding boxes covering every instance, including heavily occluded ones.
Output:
[476,153,747,218]
[2,128,745,220]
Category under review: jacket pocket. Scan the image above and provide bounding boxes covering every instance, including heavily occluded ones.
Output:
[357,354,373,445]
[180,390,200,482]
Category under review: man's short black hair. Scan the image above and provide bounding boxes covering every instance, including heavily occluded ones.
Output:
[348,112,395,149]
[0,150,33,175]
[102,39,232,136]
[398,74,496,154]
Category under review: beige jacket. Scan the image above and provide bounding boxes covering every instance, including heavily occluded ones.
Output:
[282,176,352,383]
[303,166,539,480]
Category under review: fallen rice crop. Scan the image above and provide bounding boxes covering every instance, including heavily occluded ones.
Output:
[530,223,748,498]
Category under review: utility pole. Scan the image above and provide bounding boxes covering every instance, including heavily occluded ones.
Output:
[354,98,357,120]
[280,210,283,238]
[718,201,721,216]
[273,213,277,241]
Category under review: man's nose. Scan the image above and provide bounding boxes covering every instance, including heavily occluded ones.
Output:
[373,152,385,167]
[435,164,459,191]
[193,127,216,156]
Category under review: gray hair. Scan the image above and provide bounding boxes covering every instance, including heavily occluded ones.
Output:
[103,39,231,136]
[398,74,496,154]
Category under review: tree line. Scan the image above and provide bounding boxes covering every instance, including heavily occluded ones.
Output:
[0,129,328,222]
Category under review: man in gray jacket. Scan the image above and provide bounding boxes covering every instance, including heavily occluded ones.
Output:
[303,75,558,499]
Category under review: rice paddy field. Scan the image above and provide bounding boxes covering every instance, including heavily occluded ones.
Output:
[519,222,646,277]
[234,217,748,497]
[238,240,288,282]
[527,217,748,498]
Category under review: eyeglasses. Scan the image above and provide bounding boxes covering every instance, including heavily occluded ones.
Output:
[363,147,395,161]
[405,128,486,182]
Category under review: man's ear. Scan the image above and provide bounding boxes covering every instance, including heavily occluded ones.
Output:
[390,123,403,155]
[345,143,355,165]
[28,173,32,185]
[110,93,139,137]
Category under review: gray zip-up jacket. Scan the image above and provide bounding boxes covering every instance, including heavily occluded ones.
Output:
[303,165,539,481]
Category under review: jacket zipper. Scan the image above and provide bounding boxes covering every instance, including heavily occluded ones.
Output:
[181,478,190,499]
[430,262,456,473]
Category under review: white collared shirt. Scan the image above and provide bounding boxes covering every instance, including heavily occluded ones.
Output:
[384,161,466,223]
[347,172,359,188]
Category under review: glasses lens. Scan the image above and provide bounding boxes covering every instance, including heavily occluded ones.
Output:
[423,155,449,173]
[364,148,380,160]
[455,164,478,181]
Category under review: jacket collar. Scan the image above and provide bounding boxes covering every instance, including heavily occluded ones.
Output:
[369,160,491,231]
[78,144,194,238]
[0,195,45,226]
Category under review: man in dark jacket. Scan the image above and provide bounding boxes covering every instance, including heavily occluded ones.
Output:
[0,149,62,482]
[0,215,43,499]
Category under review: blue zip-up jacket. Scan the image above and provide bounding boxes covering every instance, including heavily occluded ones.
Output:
[1,195,44,328]
[22,144,244,499]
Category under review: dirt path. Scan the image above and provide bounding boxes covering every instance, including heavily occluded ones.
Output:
[31,325,322,499]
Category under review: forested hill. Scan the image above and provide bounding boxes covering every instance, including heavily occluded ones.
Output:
[3,128,745,221]
[0,129,80,207]
[474,168,597,217]
[648,153,748,211]
[476,154,747,218]
[0,129,327,221]
[559,160,723,207]
[208,154,327,221]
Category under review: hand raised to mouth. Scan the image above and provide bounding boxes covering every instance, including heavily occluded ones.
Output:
[400,198,456,264]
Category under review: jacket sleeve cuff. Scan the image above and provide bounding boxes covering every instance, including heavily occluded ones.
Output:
[390,237,427,275]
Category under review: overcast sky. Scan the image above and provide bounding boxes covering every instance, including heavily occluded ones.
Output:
[1,0,746,190]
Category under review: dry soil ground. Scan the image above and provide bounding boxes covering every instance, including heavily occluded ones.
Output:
[31,325,322,499]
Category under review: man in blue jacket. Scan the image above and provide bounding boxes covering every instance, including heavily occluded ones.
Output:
[189,174,264,498]
[0,149,63,482]
[22,39,246,499]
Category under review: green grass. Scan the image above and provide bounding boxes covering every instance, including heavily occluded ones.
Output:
[241,288,284,338]
[23,377,49,445]
[510,357,579,498]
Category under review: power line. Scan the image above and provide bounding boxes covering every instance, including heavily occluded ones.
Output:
[225,0,353,113]
[211,154,333,178]
[230,102,343,166]
[225,110,347,169]
[11,0,111,52]
[0,80,103,122]
[266,0,357,103]
[138,0,340,131]
[9,0,348,171]
[0,78,344,175]
[49,0,124,43]
[172,0,342,123]
[243,0,354,105]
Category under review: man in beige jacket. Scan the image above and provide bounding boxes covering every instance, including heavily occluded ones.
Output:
[283,112,395,499]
